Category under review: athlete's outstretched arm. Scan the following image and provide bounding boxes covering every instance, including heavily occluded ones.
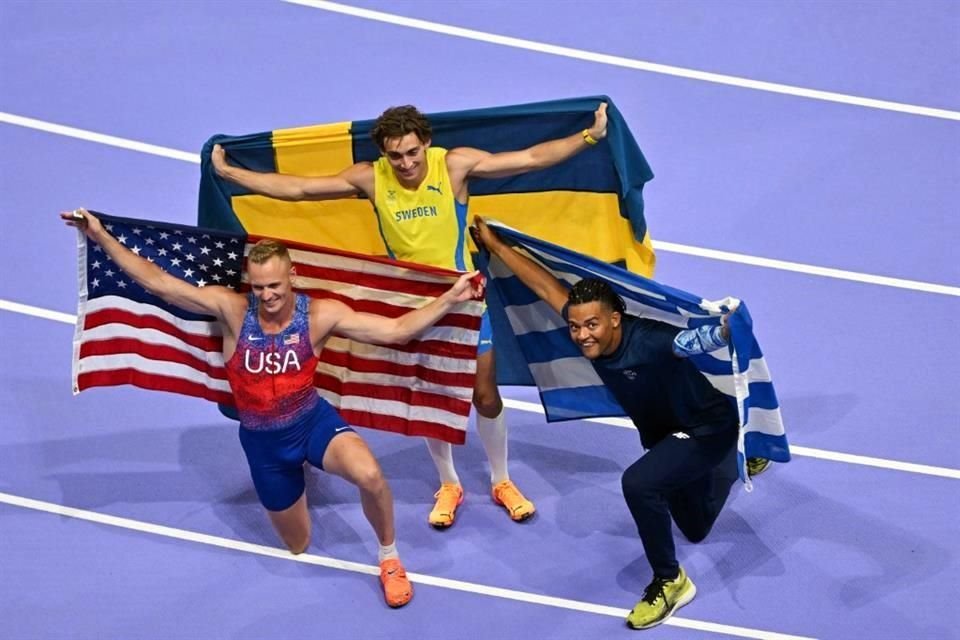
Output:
[61,208,239,320]
[671,314,734,359]
[313,272,483,346]
[471,216,568,315]
[211,144,372,201]
[451,102,608,180]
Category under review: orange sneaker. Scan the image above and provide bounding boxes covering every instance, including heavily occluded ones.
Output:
[379,558,413,608]
[428,483,464,528]
[492,480,535,522]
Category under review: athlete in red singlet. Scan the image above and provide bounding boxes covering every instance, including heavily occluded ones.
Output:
[63,208,482,608]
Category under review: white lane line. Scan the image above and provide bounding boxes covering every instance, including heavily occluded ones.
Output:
[282,0,960,122]
[0,299,77,324]
[0,112,200,163]
[4,299,960,480]
[785,445,960,479]
[501,399,960,481]
[0,491,816,640]
[655,241,960,297]
[3,112,957,296]
[5,296,958,481]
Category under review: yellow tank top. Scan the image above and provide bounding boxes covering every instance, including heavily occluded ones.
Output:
[372,147,473,270]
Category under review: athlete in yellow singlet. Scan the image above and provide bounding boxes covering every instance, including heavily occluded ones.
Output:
[212,102,609,528]
[372,146,472,271]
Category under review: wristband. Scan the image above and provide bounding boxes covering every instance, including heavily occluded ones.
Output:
[582,129,598,146]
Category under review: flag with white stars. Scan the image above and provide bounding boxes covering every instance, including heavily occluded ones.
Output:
[82,212,246,315]
[72,212,483,444]
[73,212,246,405]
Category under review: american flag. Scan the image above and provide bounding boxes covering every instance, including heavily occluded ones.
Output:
[72,212,484,444]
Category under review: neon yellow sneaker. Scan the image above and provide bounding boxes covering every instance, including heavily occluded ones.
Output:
[626,567,696,630]
[428,483,463,528]
[379,558,413,608]
[747,457,772,477]
[491,480,536,522]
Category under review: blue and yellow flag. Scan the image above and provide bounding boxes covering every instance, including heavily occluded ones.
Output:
[198,96,656,384]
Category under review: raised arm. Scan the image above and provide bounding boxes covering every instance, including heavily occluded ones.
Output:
[671,314,734,359]
[450,102,608,180]
[61,209,240,321]
[210,144,373,201]
[471,217,569,315]
[312,272,484,347]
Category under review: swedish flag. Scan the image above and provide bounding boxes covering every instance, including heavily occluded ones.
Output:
[198,95,656,274]
[197,96,656,384]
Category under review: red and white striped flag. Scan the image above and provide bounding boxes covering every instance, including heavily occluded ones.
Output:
[72,213,483,444]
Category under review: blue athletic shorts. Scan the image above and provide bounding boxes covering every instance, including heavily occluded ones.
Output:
[238,398,354,512]
[478,308,493,356]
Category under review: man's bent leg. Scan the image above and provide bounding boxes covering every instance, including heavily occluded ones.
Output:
[668,433,738,544]
[322,432,413,608]
[266,493,311,554]
[238,425,312,554]
[621,432,733,578]
[621,441,686,580]
[322,432,395,546]
[621,435,717,630]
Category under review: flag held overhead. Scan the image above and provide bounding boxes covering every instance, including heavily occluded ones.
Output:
[199,96,655,273]
[72,212,484,444]
[478,220,790,487]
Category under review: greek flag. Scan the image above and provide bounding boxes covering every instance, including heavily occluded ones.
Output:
[479,222,790,487]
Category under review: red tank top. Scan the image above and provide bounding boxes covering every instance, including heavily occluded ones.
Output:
[225,294,319,430]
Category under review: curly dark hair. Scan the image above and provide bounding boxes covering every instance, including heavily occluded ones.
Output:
[370,105,433,150]
[568,278,626,314]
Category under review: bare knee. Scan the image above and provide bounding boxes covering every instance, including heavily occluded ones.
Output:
[277,523,311,555]
[473,352,502,417]
[286,536,310,555]
[473,396,501,418]
[354,464,387,495]
[472,383,502,418]
[268,495,311,555]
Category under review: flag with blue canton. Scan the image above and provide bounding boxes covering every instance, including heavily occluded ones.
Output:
[71,211,485,444]
[73,212,246,403]
[478,221,791,488]
[197,95,657,387]
[84,213,246,305]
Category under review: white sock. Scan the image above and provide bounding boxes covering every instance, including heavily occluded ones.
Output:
[424,437,460,485]
[378,540,399,563]
[476,408,509,484]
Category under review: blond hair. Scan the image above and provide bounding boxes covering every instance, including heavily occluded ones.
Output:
[247,239,290,266]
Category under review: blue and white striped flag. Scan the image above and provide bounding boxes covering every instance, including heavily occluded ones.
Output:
[479,222,790,487]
